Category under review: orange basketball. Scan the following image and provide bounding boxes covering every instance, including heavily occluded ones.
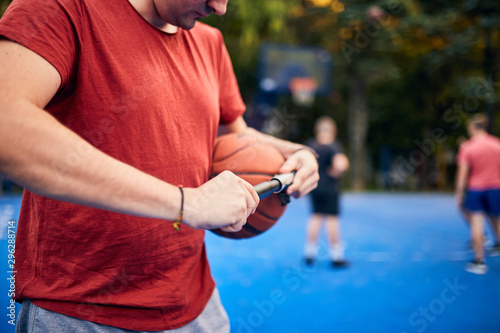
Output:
[210,133,288,239]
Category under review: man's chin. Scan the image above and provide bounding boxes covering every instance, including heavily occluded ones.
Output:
[182,20,197,30]
[177,16,198,30]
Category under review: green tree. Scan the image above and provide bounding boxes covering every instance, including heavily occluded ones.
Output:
[3,0,499,191]
[287,0,500,190]
[0,0,11,15]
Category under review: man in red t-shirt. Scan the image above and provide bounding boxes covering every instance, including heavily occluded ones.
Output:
[0,0,319,332]
[456,113,500,275]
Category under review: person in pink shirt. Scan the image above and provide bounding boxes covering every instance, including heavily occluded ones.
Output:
[456,113,500,274]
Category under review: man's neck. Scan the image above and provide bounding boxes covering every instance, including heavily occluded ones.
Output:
[128,0,179,34]
[472,130,487,138]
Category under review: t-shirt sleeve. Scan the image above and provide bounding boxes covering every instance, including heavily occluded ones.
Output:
[215,31,246,125]
[0,0,78,91]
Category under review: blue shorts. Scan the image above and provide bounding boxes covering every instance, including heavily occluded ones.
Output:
[464,189,500,216]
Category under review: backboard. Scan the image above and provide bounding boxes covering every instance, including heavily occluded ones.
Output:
[258,43,333,97]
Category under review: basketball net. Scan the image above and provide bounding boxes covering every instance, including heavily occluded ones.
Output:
[289,77,318,107]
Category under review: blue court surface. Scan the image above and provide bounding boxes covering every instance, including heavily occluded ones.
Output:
[1,193,499,333]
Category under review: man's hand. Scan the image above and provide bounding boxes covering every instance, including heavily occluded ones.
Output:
[279,149,319,198]
[182,171,259,231]
[218,116,319,199]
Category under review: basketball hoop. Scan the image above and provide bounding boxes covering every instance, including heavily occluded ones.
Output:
[289,77,318,107]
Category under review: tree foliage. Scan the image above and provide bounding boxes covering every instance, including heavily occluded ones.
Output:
[208,0,500,190]
[0,0,10,14]
[2,0,499,190]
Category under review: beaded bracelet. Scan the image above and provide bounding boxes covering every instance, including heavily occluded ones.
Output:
[173,185,184,231]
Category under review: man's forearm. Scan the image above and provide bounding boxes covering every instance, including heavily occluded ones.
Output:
[0,100,182,221]
[244,127,308,158]
[220,116,311,158]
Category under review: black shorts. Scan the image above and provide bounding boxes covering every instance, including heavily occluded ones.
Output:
[311,190,339,215]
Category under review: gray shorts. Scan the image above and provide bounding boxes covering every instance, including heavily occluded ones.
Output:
[15,288,230,333]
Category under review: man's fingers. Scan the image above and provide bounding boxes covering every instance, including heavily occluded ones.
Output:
[287,167,319,197]
[220,218,246,232]
[218,178,258,233]
[239,178,259,215]
[279,149,319,198]
[279,156,299,174]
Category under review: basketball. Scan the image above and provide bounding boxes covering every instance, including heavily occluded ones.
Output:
[210,133,288,239]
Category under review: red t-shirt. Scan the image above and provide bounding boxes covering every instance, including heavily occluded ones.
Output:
[457,134,500,190]
[0,0,245,330]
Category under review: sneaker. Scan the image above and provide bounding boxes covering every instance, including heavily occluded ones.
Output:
[304,257,315,266]
[465,260,488,275]
[331,259,349,269]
